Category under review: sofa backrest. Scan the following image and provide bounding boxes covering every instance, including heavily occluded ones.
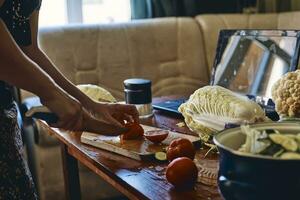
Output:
[25,11,300,101]
[196,11,300,72]
[38,18,209,100]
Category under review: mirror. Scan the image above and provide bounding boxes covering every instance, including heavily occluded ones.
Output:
[212,30,300,98]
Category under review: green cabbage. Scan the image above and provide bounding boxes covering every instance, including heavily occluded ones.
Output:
[77,84,116,103]
[179,86,266,144]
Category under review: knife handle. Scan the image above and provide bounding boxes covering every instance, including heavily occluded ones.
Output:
[31,112,59,124]
[26,106,59,124]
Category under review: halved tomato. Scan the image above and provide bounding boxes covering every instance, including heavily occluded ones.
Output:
[120,122,144,140]
[144,130,169,144]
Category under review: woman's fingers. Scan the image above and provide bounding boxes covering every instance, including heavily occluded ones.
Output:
[124,105,140,123]
[123,113,134,123]
[102,113,124,128]
[49,102,140,136]
[113,104,140,123]
[83,112,128,136]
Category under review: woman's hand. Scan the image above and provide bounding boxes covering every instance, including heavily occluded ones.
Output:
[40,88,132,135]
[41,88,84,131]
[87,101,140,127]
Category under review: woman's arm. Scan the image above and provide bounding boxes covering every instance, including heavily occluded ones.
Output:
[22,11,139,125]
[0,19,57,101]
[21,11,94,108]
[0,19,85,131]
[0,17,131,135]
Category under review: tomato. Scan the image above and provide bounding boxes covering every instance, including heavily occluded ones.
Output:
[167,138,196,161]
[144,130,169,144]
[166,157,198,188]
[121,122,144,140]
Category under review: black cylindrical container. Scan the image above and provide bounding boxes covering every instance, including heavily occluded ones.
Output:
[124,78,153,117]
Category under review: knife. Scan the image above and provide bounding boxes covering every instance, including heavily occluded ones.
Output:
[25,106,59,124]
[26,106,127,136]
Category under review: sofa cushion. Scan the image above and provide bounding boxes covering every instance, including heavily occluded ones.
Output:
[278,12,300,29]
[38,17,209,100]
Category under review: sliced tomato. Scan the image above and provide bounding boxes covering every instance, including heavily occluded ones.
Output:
[144,130,169,144]
[120,122,144,140]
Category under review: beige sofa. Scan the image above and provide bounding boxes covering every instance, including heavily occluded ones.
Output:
[23,11,300,200]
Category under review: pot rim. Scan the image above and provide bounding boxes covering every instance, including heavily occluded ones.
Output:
[213,121,300,161]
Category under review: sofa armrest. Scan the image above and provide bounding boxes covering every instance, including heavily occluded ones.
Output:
[20,97,42,144]
[21,97,60,147]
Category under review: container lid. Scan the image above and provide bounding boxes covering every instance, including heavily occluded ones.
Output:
[124,78,151,91]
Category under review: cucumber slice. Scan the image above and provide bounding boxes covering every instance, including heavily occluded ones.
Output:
[155,152,167,161]
[269,134,298,152]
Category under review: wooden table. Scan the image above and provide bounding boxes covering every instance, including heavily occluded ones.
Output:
[45,97,222,200]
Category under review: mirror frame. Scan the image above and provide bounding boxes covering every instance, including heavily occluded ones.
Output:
[210,30,300,95]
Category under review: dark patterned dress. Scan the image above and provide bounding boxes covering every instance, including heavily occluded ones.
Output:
[0,0,41,199]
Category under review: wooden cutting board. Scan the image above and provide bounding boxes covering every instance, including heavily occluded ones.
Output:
[81,125,201,161]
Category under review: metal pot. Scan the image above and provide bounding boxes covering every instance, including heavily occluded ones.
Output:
[213,122,300,200]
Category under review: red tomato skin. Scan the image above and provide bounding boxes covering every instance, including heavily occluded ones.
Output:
[167,138,196,161]
[121,123,144,140]
[144,130,169,143]
[166,157,198,188]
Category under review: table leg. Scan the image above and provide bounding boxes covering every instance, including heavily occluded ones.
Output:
[61,143,81,200]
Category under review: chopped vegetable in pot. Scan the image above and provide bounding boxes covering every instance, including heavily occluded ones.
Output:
[239,125,300,159]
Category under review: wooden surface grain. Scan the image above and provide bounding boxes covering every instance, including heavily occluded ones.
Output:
[80,124,200,161]
[45,96,222,200]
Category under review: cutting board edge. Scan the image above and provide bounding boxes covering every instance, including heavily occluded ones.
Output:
[80,125,201,161]
[80,136,143,161]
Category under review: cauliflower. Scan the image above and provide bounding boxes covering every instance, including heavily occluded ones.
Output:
[271,70,300,117]
[77,84,116,103]
[179,86,266,145]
